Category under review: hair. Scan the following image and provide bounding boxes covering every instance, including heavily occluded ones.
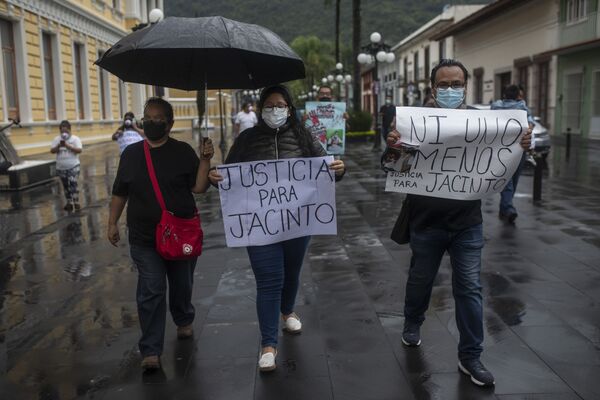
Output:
[257,84,315,156]
[123,111,135,119]
[503,84,520,100]
[59,120,71,129]
[318,85,333,95]
[144,97,174,123]
[430,59,469,87]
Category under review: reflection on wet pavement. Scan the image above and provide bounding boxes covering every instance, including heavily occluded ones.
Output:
[0,133,599,399]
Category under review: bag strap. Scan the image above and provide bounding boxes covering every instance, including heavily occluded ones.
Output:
[143,140,167,211]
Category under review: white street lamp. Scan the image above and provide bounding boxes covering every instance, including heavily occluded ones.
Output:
[335,74,343,82]
[148,8,164,24]
[336,62,343,70]
[376,51,387,62]
[327,74,334,82]
[370,32,381,44]
[386,52,396,63]
[243,90,248,95]
[357,53,368,64]
[344,74,352,83]
[321,77,328,84]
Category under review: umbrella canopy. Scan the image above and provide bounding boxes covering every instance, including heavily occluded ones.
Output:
[95,16,305,90]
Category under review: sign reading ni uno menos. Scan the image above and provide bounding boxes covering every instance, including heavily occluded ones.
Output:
[384,107,528,200]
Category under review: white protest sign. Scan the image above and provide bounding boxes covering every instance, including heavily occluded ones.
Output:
[217,156,337,247]
[385,107,528,200]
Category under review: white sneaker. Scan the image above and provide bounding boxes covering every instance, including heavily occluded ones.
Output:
[283,313,302,334]
[258,349,277,372]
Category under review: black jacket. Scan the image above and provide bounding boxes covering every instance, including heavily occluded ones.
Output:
[225,122,326,163]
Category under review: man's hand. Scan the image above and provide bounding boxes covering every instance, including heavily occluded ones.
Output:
[108,223,120,247]
[208,168,224,185]
[329,159,345,176]
[520,126,532,151]
[386,129,401,148]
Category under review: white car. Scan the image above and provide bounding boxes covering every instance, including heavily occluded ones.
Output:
[472,104,551,159]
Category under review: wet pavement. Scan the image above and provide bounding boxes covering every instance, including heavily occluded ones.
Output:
[0,130,599,400]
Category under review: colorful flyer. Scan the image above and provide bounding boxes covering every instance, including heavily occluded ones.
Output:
[305,102,346,155]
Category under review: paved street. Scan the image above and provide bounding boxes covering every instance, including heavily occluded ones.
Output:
[0,130,599,400]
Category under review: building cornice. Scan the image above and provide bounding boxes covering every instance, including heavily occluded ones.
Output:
[5,0,128,44]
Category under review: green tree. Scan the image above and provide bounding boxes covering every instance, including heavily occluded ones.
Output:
[289,35,335,106]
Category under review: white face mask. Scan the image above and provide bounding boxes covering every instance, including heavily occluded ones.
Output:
[262,107,288,129]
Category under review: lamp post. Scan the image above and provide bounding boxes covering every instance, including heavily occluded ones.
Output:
[358,32,395,150]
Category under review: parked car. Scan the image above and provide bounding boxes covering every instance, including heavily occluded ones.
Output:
[472,104,551,159]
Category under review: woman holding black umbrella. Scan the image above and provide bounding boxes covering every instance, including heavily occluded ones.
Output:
[209,84,345,372]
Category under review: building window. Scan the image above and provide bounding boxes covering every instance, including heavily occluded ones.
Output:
[403,57,408,85]
[439,39,446,61]
[496,71,512,100]
[563,70,583,132]
[593,70,600,117]
[0,19,19,120]
[97,50,108,120]
[537,61,549,125]
[518,65,529,101]
[113,0,121,10]
[73,43,85,120]
[473,68,484,104]
[413,51,419,82]
[42,33,57,120]
[566,0,588,23]
[424,46,430,79]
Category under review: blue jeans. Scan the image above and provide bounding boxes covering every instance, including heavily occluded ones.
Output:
[404,224,484,361]
[246,236,311,348]
[500,152,526,215]
[130,245,197,357]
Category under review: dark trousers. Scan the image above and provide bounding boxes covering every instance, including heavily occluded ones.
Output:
[404,224,484,361]
[130,245,197,357]
[246,236,311,348]
[500,152,527,216]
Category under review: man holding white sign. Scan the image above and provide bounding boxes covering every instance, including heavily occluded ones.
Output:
[209,85,345,373]
[382,59,531,387]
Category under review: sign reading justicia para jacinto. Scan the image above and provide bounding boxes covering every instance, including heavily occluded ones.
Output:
[217,156,337,247]
[384,107,528,200]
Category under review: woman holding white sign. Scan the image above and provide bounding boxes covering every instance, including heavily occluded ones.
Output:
[208,84,345,372]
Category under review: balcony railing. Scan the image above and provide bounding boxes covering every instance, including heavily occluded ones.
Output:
[559,11,599,48]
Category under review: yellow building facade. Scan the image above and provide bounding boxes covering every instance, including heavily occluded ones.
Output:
[0,0,231,157]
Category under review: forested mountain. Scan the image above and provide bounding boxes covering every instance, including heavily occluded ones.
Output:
[164,0,490,46]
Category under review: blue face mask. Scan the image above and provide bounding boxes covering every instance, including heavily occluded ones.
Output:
[435,87,465,109]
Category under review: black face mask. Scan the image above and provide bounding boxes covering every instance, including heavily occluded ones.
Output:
[143,120,168,141]
[318,97,332,102]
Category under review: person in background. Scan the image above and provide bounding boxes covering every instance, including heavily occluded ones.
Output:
[208,84,345,373]
[491,84,535,224]
[379,95,396,143]
[107,97,215,371]
[50,120,83,211]
[233,102,258,138]
[112,112,144,154]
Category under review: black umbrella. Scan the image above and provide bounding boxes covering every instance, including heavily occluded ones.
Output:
[95,16,305,90]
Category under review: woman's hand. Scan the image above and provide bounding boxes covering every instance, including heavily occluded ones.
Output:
[520,126,532,151]
[386,129,401,148]
[108,223,120,247]
[329,159,345,176]
[208,168,224,185]
[201,138,215,160]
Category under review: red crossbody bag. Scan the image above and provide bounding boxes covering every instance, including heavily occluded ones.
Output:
[143,140,203,260]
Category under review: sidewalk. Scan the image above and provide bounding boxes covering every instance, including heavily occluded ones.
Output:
[0,132,598,399]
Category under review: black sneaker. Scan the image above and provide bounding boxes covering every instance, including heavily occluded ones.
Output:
[458,359,495,387]
[401,323,421,347]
